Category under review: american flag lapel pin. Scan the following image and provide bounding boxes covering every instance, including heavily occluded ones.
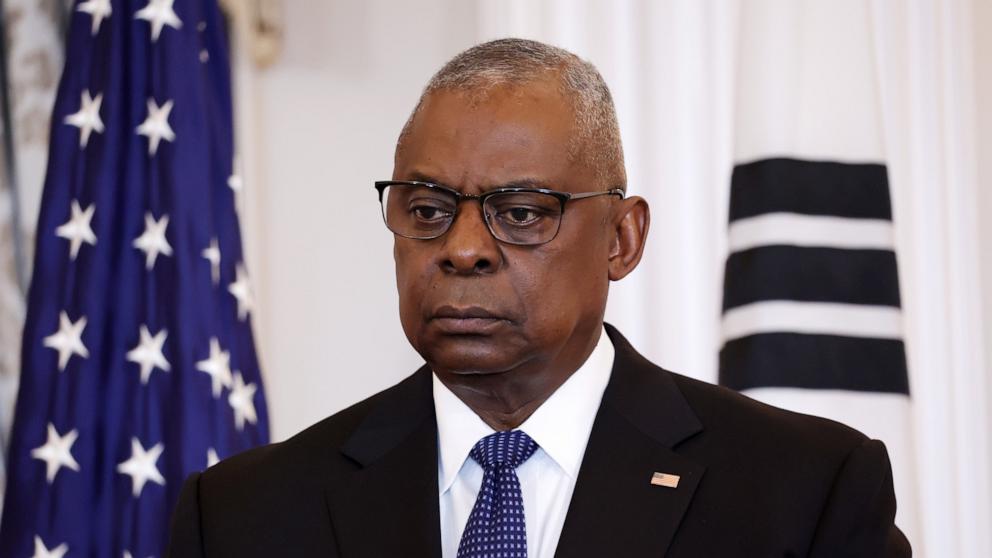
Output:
[650,472,680,488]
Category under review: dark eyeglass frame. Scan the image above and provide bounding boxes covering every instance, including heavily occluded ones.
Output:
[374,180,625,245]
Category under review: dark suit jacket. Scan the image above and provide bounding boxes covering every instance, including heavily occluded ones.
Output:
[167,324,911,557]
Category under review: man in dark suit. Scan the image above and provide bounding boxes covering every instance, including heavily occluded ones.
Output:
[167,38,911,557]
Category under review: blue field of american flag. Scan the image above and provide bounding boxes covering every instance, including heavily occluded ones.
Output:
[0,1,269,556]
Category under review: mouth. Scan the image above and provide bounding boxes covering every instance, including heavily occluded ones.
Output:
[430,306,510,334]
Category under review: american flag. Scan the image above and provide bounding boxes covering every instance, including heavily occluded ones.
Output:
[0,1,269,556]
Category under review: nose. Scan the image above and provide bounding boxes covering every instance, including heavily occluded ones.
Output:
[438,201,502,275]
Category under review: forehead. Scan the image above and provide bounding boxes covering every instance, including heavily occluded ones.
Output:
[394,80,586,192]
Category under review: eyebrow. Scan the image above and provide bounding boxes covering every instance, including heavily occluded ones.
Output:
[404,171,556,192]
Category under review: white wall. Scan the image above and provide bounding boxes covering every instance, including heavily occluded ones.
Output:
[238,0,478,441]
[975,0,992,459]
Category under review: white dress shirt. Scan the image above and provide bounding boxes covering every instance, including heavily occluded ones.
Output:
[433,327,615,558]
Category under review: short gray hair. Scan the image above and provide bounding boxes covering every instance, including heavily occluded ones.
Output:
[396,38,626,188]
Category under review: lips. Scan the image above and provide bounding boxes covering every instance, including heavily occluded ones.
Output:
[430,305,509,334]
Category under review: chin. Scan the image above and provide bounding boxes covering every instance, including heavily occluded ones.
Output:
[415,331,529,375]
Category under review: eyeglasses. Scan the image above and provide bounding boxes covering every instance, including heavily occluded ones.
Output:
[375,180,625,246]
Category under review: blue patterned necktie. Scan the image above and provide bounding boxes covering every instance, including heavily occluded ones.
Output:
[456,430,539,558]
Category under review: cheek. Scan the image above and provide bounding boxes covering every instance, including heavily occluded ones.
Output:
[547,219,611,283]
[394,243,428,309]
[511,240,610,326]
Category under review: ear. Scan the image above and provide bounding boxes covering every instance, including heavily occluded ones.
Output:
[608,196,650,281]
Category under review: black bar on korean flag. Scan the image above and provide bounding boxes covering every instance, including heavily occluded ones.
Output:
[719,332,910,394]
[729,158,892,222]
[722,246,902,311]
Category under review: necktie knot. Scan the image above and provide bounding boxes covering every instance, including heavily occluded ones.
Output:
[469,430,538,470]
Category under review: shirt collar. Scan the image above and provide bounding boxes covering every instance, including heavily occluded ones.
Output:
[433,326,615,494]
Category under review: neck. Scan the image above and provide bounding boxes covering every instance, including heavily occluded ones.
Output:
[462,386,552,431]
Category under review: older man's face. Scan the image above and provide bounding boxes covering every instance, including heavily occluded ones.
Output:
[392,79,615,380]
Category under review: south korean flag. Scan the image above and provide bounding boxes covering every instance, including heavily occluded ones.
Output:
[718,0,920,547]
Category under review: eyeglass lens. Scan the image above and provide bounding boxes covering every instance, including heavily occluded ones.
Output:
[380,184,563,245]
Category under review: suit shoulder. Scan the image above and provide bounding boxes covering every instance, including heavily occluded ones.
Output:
[173,369,433,551]
[668,371,869,455]
[202,371,420,486]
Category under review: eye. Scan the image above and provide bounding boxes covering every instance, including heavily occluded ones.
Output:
[498,206,543,225]
[486,192,560,229]
[410,204,452,222]
[405,192,455,223]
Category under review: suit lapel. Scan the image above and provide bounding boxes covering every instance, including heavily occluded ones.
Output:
[555,324,706,557]
[324,367,442,558]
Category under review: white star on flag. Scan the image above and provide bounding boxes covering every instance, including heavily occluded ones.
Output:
[227,165,243,194]
[135,98,175,155]
[43,311,89,371]
[228,372,259,431]
[228,156,244,213]
[207,447,220,468]
[77,0,112,36]
[30,423,80,483]
[55,199,97,260]
[31,536,68,558]
[134,0,182,42]
[126,325,171,384]
[196,337,232,398]
[228,263,254,321]
[116,438,165,498]
[133,212,173,270]
[202,238,221,286]
[64,90,104,148]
